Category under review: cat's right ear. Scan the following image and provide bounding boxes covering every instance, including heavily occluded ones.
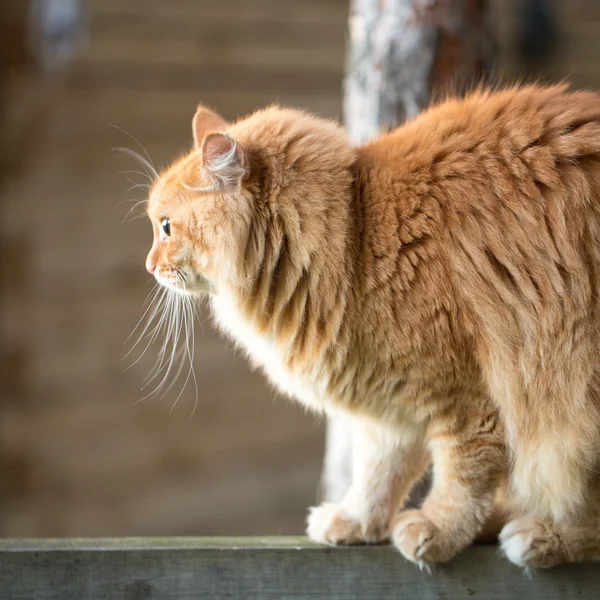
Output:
[192,105,229,149]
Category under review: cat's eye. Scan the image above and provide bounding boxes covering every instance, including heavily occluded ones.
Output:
[161,218,171,237]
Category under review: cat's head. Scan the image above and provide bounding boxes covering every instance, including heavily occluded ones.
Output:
[145,104,354,308]
[145,106,254,296]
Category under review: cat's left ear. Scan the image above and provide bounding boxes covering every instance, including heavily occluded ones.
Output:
[192,105,229,149]
[201,133,249,191]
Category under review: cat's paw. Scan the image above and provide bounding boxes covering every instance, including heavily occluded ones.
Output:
[307,503,387,546]
[500,517,566,569]
[392,510,460,568]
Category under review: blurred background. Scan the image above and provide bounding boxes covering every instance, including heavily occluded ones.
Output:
[0,0,597,538]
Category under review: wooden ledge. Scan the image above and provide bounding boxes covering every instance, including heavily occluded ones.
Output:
[1,537,598,599]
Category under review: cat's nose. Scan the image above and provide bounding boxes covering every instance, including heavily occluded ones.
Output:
[146,259,157,274]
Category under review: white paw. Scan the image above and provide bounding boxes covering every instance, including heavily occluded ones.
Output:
[499,521,529,567]
[499,517,565,569]
[307,503,384,546]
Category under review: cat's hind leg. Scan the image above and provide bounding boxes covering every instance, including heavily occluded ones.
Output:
[491,342,600,525]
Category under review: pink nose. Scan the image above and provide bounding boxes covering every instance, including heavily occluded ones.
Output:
[146,261,156,274]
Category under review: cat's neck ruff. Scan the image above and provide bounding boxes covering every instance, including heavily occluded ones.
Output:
[209,288,333,413]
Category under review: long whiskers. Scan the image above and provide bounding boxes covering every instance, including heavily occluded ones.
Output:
[113,147,159,182]
[112,125,159,223]
[115,127,199,414]
[124,283,162,345]
[109,124,159,180]
[121,199,151,225]
[141,291,185,393]
[169,276,198,416]
[112,170,155,183]
[123,291,172,371]
[125,273,199,416]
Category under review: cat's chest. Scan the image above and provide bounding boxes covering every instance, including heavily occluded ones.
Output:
[209,294,439,425]
[209,293,329,411]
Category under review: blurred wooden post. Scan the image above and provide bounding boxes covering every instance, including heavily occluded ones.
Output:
[0,0,86,183]
[322,0,493,503]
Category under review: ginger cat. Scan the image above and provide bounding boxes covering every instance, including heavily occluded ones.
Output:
[144,84,600,568]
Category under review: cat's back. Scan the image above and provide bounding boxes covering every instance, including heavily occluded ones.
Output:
[364,84,600,188]
[352,84,600,347]
[355,83,600,251]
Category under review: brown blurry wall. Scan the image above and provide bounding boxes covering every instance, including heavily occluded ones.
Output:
[1,0,600,537]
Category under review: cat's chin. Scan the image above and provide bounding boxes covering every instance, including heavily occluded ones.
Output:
[157,280,211,296]
[154,271,213,295]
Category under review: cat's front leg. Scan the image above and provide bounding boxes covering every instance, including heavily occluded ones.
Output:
[307,418,428,545]
[392,406,506,566]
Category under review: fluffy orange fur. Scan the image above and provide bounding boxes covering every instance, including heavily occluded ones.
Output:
[145,84,600,568]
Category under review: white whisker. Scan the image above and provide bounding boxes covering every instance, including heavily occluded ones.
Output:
[113,147,159,182]
[109,124,158,176]
[157,345,188,398]
[122,198,150,224]
[116,195,149,207]
[126,210,152,224]
[141,291,186,397]
[126,270,200,413]
[184,292,199,417]
[112,169,155,183]
[123,283,161,345]
[141,295,174,384]
[143,293,181,389]
[124,180,151,194]
[170,284,197,414]
[123,287,170,368]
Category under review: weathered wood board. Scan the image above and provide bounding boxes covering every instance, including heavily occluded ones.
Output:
[1,537,599,600]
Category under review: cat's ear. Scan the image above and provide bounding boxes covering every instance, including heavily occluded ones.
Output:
[201,133,249,191]
[192,105,229,149]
